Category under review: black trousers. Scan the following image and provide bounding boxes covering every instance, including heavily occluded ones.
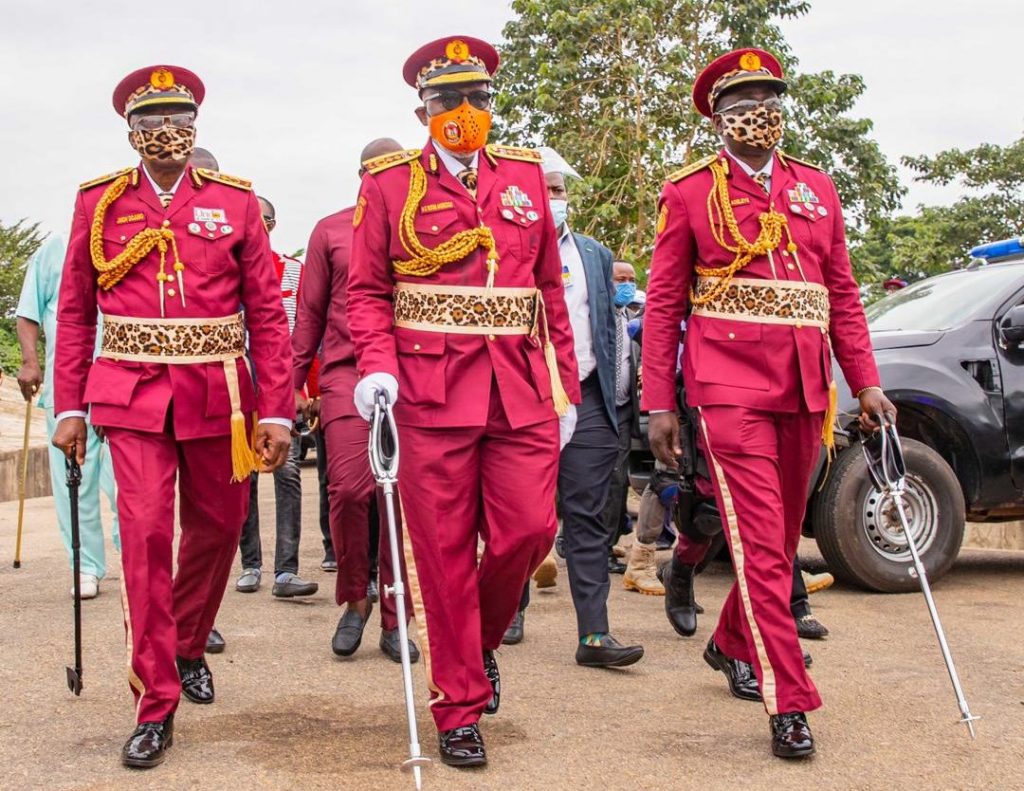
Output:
[559,374,620,637]
[790,558,810,618]
[602,402,633,548]
[315,428,334,561]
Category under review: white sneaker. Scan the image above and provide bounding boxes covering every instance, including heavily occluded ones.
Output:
[72,574,99,600]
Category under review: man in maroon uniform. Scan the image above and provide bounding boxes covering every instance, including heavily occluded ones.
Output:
[346,36,580,767]
[292,138,419,663]
[52,65,292,768]
[642,48,894,759]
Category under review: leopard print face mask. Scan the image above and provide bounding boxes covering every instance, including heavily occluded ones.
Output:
[717,103,783,150]
[129,124,196,162]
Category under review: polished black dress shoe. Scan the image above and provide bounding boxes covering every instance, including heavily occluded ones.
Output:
[770,712,816,758]
[439,723,487,767]
[703,639,761,701]
[379,628,420,664]
[555,532,566,559]
[177,656,214,704]
[502,610,525,645]
[332,605,371,657]
[367,579,379,603]
[575,634,644,668]
[607,554,627,574]
[662,556,699,636]
[483,650,500,714]
[122,715,173,768]
[205,628,225,654]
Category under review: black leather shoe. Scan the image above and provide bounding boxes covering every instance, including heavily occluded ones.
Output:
[703,639,761,702]
[205,628,225,654]
[332,605,371,657]
[502,610,525,645]
[796,614,830,640]
[607,555,627,574]
[662,556,699,637]
[367,579,379,603]
[555,533,566,559]
[121,715,173,768]
[177,656,214,704]
[439,723,487,767]
[770,712,816,758]
[483,650,500,714]
[575,634,644,668]
[320,557,338,572]
[379,628,420,664]
[272,572,318,598]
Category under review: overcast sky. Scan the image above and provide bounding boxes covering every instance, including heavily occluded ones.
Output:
[1,0,1020,257]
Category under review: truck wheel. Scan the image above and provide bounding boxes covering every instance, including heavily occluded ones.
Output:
[813,438,965,593]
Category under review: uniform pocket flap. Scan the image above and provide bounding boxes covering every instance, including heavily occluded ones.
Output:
[414,210,460,237]
[83,359,141,406]
[395,329,446,356]
[702,321,762,342]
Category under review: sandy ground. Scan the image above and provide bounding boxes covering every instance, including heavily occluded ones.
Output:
[1,463,1023,791]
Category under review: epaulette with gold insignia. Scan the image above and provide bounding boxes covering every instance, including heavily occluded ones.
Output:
[364,149,422,175]
[667,154,716,183]
[194,168,252,191]
[778,151,825,172]
[79,167,137,191]
[485,144,542,164]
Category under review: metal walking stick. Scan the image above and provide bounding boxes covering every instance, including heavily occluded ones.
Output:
[13,399,32,568]
[65,456,84,696]
[860,417,978,739]
[369,391,430,789]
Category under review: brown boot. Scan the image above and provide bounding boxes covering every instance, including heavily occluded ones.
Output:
[623,541,665,596]
[532,552,558,588]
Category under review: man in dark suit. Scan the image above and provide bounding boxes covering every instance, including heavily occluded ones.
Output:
[533,147,644,667]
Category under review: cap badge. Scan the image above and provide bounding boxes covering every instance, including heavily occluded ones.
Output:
[739,52,761,71]
[445,39,470,63]
[150,68,175,90]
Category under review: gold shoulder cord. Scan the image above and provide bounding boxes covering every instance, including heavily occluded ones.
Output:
[90,175,186,317]
[692,159,798,306]
[392,159,501,289]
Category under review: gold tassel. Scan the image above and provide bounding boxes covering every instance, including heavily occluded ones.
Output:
[544,340,571,417]
[230,411,259,483]
[821,379,838,460]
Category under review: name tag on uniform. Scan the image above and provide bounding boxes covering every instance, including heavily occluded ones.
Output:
[194,207,227,223]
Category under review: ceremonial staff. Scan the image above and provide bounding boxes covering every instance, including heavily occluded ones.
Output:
[65,456,84,696]
[13,397,32,568]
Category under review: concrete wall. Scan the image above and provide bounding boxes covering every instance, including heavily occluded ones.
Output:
[964,521,1024,551]
[0,446,52,503]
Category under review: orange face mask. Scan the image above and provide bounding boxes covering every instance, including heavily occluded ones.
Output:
[429,101,492,155]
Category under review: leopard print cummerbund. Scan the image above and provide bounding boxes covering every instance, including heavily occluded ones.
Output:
[691,277,830,329]
[100,313,246,363]
[393,282,538,335]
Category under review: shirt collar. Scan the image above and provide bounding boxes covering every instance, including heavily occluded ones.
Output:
[433,143,479,179]
[724,148,773,181]
[140,163,185,197]
[558,224,573,244]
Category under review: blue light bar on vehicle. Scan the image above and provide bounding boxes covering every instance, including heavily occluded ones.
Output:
[969,237,1024,260]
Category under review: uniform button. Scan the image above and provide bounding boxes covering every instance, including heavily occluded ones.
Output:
[161,220,170,228]
[120,235,126,241]
[787,263,795,270]
[413,343,421,351]
[431,225,439,232]
[727,332,736,340]
[488,334,496,341]
[167,288,176,297]
[795,321,804,329]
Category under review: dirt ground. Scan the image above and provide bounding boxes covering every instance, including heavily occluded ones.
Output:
[1,464,1022,791]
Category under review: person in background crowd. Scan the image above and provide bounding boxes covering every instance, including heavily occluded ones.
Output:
[235,196,319,600]
[292,138,417,664]
[884,276,907,293]
[16,234,120,600]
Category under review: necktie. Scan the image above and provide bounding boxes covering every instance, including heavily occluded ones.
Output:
[614,310,625,402]
[457,167,478,199]
[158,191,174,208]
[752,171,769,193]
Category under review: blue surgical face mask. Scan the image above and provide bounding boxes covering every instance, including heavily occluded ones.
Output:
[614,281,637,307]
[549,199,568,229]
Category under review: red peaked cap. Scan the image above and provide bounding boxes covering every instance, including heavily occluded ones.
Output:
[112,64,205,119]
[692,48,787,118]
[402,36,499,91]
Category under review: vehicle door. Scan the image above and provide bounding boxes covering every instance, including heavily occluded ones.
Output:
[994,283,1024,492]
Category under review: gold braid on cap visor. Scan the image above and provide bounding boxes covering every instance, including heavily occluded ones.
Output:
[393,158,500,289]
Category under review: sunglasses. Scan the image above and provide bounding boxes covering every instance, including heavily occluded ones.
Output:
[715,97,783,115]
[129,112,196,131]
[423,90,494,112]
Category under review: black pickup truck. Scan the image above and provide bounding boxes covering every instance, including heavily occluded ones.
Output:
[630,249,1024,592]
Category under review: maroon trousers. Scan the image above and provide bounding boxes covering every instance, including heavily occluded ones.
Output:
[677,405,824,716]
[106,426,248,724]
[398,389,559,731]
[323,415,399,630]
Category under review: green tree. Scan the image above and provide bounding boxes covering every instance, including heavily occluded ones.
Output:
[495,0,903,279]
[0,219,45,374]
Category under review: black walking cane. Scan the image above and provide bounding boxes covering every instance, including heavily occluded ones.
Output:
[860,416,978,738]
[65,455,84,696]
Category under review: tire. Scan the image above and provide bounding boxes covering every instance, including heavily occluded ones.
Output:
[812,438,965,593]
